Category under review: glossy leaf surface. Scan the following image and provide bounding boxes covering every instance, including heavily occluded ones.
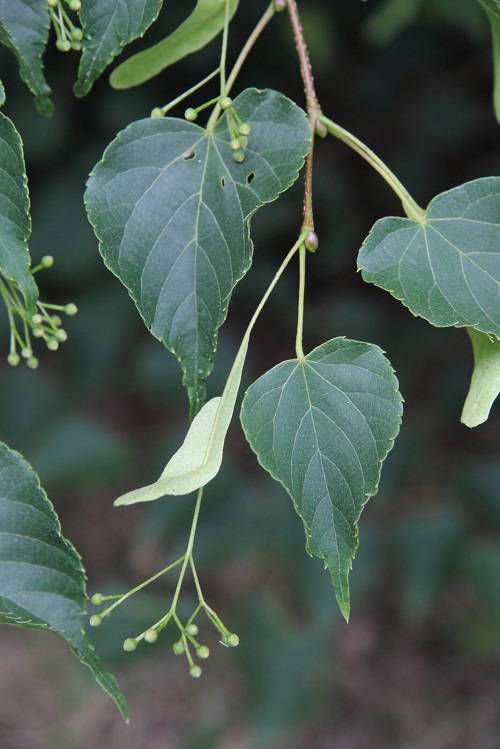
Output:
[86,88,310,414]
[240,338,403,619]
[0,442,128,721]
[0,112,38,311]
[358,178,500,338]
[0,0,52,115]
[461,327,500,427]
[110,0,240,89]
[74,0,164,96]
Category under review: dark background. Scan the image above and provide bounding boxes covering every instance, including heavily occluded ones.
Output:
[0,1,499,747]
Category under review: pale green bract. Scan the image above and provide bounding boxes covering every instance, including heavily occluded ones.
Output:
[461,327,500,427]
[86,88,310,416]
[0,112,38,311]
[477,0,500,124]
[358,177,500,338]
[110,0,240,89]
[0,442,128,721]
[115,335,249,505]
[74,0,164,97]
[0,0,52,115]
[240,338,403,620]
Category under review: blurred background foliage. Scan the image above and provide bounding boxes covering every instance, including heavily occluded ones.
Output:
[0,0,499,747]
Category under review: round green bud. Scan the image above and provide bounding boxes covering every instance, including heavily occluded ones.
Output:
[220,96,232,110]
[47,0,58,7]
[71,40,82,51]
[41,255,54,268]
[71,28,83,41]
[50,316,62,327]
[173,641,185,655]
[184,108,198,121]
[196,646,210,659]
[91,593,105,606]
[21,347,33,359]
[238,135,248,148]
[46,338,59,351]
[225,633,240,648]
[151,107,164,119]
[31,313,44,325]
[27,357,39,370]
[189,665,202,678]
[238,123,251,136]
[123,638,137,652]
[90,614,102,627]
[69,0,81,10]
[232,150,245,163]
[305,231,319,252]
[33,327,45,338]
[56,38,72,53]
[185,623,198,637]
[274,0,287,11]
[7,352,20,367]
[55,329,68,342]
[230,138,241,151]
[64,303,78,316]
[144,629,158,643]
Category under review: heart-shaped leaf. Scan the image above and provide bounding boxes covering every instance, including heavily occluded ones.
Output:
[240,338,403,619]
[0,0,52,116]
[461,327,500,427]
[358,177,500,338]
[0,112,38,311]
[0,442,127,721]
[86,88,310,415]
[74,0,164,97]
[110,0,240,90]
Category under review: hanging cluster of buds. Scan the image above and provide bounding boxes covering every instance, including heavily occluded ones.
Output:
[47,0,83,52]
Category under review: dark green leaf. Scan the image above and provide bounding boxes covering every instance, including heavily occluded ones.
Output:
[0,442,128,721]
[0,0,52,116]
[74,0,164,97]
[358,178,500,338]
[240,338,403,619]
[0,112,38,311]
[110,0,240,89]
[86,88,310,415]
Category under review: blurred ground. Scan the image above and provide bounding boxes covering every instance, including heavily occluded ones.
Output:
[0,0,499,747]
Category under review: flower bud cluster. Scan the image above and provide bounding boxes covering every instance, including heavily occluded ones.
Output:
[48,0,83,52]
[1,257,77,369]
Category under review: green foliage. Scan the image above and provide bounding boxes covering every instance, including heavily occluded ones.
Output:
[74,0,165,97]
[0,0,498,726]
[110,0,240,89]
[0,441,127,720]
[86,88,310,414]
[241,338,403,619]
[0,0,52,115]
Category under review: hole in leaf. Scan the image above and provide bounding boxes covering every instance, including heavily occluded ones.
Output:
[183,150,195,160]
[246,172,255,184]
[221,177,226,188]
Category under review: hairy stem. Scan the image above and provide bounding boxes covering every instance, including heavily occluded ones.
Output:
[319,114,425,222]
[286,0,321,120]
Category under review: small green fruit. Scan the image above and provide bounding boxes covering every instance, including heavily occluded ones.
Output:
[233,150,245,163]
[123,638,137,652]
[190,665,202,678]
[184,108,198,121]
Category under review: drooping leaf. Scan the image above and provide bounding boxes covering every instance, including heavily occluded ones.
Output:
[0,442,128,721]
[86,88,310,415]
[0,112,38,311]
[358,177,500,337]
[461,327,500,427]
[110,0,239,89]
[115,334,249,505]
[240,338,403,619]
[477,0,500,123]
[0,0,52,116]
[74,0,164,97]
